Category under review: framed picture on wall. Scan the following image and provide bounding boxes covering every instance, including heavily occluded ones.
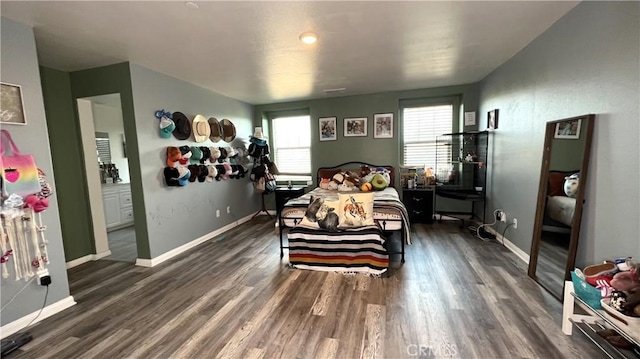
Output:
[487,109,499,130]
[554,119,581,139]
[1,82,27,125]
[319,116,337,141]
[373,113,393,139]
[344,117,367,137]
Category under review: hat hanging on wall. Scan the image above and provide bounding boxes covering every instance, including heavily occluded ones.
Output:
[159,116,176,139]
[208,117,222,143]
[221,119,236,143]
[172,112,192,140]
[192,114,211,143]
[253,127,266,140]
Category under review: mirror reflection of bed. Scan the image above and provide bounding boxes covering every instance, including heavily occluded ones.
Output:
[528,115,595,300]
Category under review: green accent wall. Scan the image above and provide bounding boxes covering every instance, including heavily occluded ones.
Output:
[254,84,479,212]
[69,62,151,259]
[255,84,479,175]
[40,66,96,260]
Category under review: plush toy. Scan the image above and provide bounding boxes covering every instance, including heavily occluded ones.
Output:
[345,171,363,187]
[337,183,357,192]
[564,173,579,198]
[319,178,331,189]
[360,165,371,178]
[611,266,640,292]
[327,181,338,190]
[332,172,345,185]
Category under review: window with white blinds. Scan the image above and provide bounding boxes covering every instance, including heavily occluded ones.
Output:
[402,104,453,167]
[272,115,311,174]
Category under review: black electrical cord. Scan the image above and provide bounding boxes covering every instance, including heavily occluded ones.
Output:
[500,222,515,247]
[21,284,49,332]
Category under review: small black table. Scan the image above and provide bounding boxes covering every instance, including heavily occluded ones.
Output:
[275,186,306,217]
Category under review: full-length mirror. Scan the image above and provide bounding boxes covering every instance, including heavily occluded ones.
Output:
[528,114,595,300]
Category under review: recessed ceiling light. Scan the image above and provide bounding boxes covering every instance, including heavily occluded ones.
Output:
[185,1,199,9]
[299,32,318,44]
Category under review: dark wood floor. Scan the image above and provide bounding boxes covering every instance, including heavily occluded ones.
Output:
[11,217,601,358]
[536,233,571,299]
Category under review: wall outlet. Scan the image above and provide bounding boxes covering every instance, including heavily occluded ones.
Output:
[513,218,518,229]
[227,206,230,214]
[216,210,220,218]
[500,211,507,222]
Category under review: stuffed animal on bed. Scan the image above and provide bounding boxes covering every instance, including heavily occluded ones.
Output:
[564,173,580,198]
[319,178,331,189]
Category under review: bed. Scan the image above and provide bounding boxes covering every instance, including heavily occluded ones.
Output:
[278,162,411,269]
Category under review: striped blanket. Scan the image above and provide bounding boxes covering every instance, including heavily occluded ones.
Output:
[288,225,388,275]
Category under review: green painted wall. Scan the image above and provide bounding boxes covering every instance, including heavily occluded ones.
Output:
[254,84,479,212]
[69,63,151,259]
[40,66,95,260]
[255,84,479,176]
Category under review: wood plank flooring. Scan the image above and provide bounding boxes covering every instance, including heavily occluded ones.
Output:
[11,217,602,358]
[105,226,137,263]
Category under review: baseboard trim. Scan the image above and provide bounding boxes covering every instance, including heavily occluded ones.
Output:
[0,295,76,339]
[136,213,256,268]
[486,226,530,264]
[65,250,112,269]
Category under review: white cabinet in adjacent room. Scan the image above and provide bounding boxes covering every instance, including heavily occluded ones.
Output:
[102,183,134,231]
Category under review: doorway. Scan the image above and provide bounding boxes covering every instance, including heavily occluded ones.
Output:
[76,94,138,263]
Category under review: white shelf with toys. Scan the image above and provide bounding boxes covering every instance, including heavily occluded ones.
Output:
[563,280,640,358]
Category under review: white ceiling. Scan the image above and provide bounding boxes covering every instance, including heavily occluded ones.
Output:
[1,1,579,105]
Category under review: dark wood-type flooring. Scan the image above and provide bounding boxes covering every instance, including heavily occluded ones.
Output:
[11,217,601,358]
[105,225,137,263]
[535,232,571,299]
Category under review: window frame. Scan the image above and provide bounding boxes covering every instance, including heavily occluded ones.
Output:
[400,96,461,167]
[266,109,312,181]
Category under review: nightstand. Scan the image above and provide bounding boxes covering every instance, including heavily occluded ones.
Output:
[402,188,434,224]
[275,187,306,216]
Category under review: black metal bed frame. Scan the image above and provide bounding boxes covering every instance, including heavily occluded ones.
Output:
[277,161,406,263]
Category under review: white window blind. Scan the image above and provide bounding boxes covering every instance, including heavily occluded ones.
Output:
[402,104,453,167]
[272,115,311,174]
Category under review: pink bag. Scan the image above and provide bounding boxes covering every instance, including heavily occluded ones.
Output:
[0,130,41,198]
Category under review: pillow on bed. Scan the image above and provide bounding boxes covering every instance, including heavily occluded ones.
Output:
[299,198,341,231]
[547,172,567,197]
[338,192,374,228]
